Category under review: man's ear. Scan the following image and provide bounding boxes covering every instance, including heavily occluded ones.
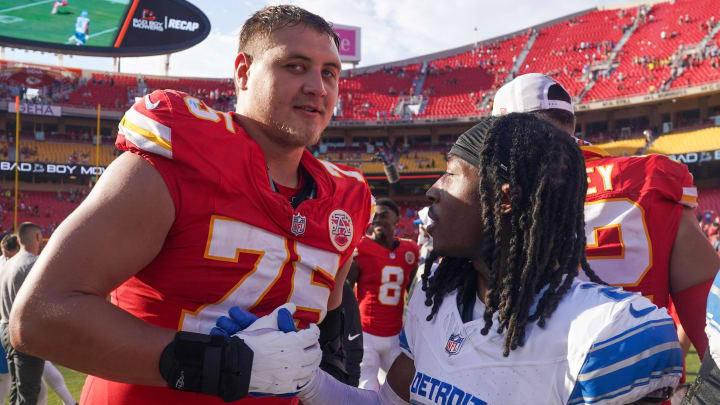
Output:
[234,53,251,91]
[500,183,512,215]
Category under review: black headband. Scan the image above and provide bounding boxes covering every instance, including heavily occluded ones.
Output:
[449,117,511,180]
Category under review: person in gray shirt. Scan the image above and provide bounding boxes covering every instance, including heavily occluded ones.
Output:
[0,223,43,405]
[0,235,19,266]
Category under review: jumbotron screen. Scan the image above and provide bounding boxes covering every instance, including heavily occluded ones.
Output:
[0,0,210,56]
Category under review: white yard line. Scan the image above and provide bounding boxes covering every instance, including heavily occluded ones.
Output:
[65,26,118,44]
[0,0,56,14]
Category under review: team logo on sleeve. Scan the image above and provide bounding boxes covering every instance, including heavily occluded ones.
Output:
[405,251,415,264]
[291,213,307,236]
[329,209,353,252]
[445,333,465,356]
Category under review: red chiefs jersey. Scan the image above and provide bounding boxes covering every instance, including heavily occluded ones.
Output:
[81,90,374,405]
[580,145,697,309]
[354,237,420,337]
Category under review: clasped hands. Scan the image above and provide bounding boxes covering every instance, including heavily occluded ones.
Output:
[210,303,321,397]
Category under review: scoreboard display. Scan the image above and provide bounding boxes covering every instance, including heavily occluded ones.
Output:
[0,0,210,56]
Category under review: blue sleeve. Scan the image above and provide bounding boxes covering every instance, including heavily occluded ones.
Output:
[705,271,720,365]
[706,272,720,335]
[568,295,682,404]
[398,327,411,356]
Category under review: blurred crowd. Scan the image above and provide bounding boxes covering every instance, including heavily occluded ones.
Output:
[699,210,720,252]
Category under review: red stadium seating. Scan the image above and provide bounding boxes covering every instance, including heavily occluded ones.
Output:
[586,0,720,102]
[419,33,529,118]
[64,73,137,110]
[670,30,720,89]
[394,201,427,241]
[335,65,420,120]
[60,72,235,111]
[0,190,83,238]
[4,0,720,120]
[518,9,634,98]
[698,188,720,218]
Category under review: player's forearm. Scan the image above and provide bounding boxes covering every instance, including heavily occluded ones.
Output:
[673,279,713,359]
[299,369,408,405]
[10,290,174,386]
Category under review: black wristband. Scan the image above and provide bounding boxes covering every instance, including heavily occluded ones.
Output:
[319,307,344,344]
[319,307,349,383]
[159,331,253,402]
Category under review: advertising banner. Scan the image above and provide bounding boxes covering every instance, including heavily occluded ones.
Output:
[8,102,61,117]
[0,161,105,177]
[332,23,361,63]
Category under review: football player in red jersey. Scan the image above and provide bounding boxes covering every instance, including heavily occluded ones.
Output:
[9,5,373,405]
[346,198,419,391]
[492,73,720,363]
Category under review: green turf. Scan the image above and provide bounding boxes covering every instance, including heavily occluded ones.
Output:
[46,365,85,405]
[0,0,129,47]
[2,364,84,405]
[686,346,701,383]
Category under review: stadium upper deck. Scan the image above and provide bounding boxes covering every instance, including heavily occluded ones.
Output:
[1,0,720,238]
[2,0,720,124]
[1,0,720,171]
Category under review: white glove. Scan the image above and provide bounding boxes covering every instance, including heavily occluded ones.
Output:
[234,303,322,395]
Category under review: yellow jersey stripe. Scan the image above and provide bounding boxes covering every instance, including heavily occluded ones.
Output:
[120,117,172,152]
[124,107,172,146]
[581,145,610,158]
[680,195,698,206]
[119,120,172,159]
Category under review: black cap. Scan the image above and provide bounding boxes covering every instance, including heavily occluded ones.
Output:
[449,117,511,180]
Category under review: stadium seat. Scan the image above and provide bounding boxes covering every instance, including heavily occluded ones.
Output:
[586,0,720,102]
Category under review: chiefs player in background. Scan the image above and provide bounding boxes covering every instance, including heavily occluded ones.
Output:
[346,198,419,391]
[492,73,720,364]
[9,5,373,405]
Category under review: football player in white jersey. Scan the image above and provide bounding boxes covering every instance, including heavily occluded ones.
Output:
[219,113,683,404]
[69,11,90,45]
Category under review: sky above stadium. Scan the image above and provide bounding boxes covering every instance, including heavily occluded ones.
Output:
[5,0,632,77]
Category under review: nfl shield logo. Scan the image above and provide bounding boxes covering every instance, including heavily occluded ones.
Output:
[445,333,465,356]
[291,213,306,236]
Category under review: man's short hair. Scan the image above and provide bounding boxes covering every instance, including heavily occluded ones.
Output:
[1,234,18,252]
[533,109,575,133]
[492,73,576,134]
[17,222,41,246]
[375,198,400,218]
[238,5,339,59]
[532,83,576,130]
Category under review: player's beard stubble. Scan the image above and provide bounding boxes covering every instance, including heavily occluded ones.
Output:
[264,116,322,148]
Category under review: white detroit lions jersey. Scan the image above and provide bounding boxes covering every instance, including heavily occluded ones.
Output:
[75,16,89,33]
[706,271,720,366]
[399,281,682,404]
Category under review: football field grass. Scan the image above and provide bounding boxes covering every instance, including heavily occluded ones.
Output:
[686,346,701,383]
[27,347,704,404]
[0,0,129,47]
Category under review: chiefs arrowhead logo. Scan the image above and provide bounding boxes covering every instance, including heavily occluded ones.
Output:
[328,209,353,252]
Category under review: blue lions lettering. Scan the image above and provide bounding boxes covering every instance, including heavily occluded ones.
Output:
[410,371,487,405]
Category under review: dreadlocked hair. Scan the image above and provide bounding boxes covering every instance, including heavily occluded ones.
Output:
[422,113,606,357]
